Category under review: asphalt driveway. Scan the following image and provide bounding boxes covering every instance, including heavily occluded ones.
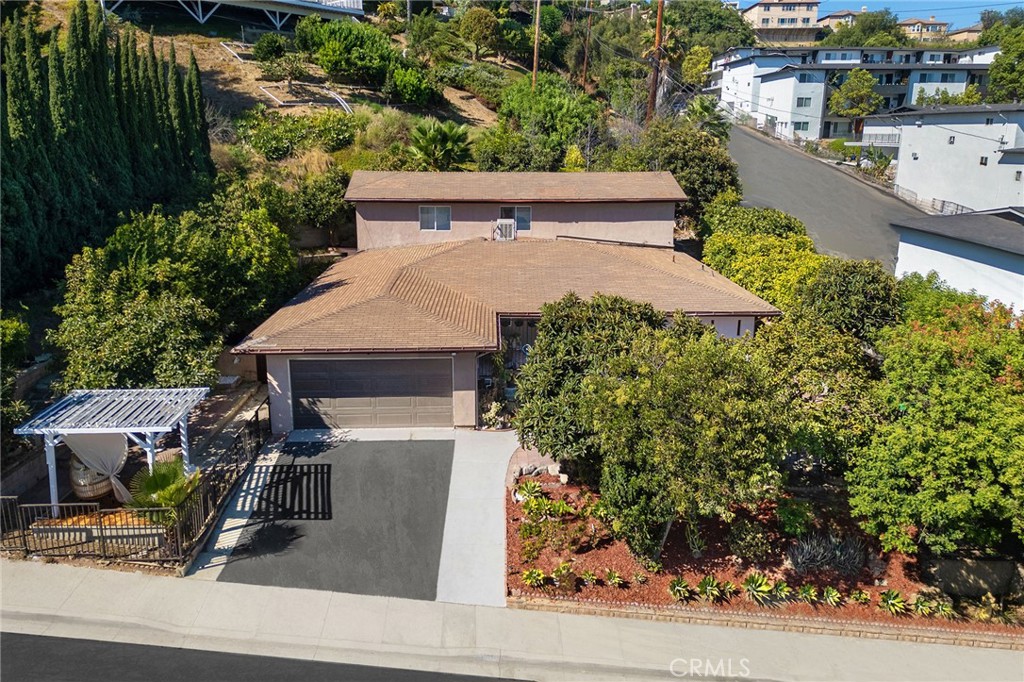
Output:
[215,440,454,601]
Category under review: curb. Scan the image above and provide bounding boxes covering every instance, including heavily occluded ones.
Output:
[508,596,1024,651]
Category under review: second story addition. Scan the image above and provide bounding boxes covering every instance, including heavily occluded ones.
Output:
[344,171,686,251]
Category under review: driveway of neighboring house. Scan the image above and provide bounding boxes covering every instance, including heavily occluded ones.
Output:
[729,125,924,270]
[190,429,519,607]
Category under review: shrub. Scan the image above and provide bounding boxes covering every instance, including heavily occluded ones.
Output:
[604,569,625,587]
[878,589,907,615]
[776,498,815,537]
[849,589,871,605]
[252,33,288,62]
[518,521,543,540]
[580,569,598,586]
[522,568,546,588]
[795,257,900,342]
[313,110,356,152]
[727,519,772,563]
[828,138,850,156]
[433,62,514,109]
[742,572,773,605]
[237,107,353,161]
[934,599,956,620]
[668,576,693,602]
[551,561,575,590]
[383,65,439,107]
[787,533,865,577]
[697,575,723,603]
[522,537,545,562]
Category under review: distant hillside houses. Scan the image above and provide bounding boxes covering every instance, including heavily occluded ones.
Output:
[707,45,1000,141]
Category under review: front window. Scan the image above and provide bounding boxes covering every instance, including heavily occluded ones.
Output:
[419,206,451,231]
[499,206,532,231]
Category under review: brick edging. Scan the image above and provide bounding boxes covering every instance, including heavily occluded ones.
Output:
[508,595,1024,651]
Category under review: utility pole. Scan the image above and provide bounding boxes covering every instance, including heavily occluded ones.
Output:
[406,0,412,41]
[581,0,593,87]
[645,0,664,124]
[532,0,542,91]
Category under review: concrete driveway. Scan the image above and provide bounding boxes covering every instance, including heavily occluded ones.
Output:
[190,429,519,607]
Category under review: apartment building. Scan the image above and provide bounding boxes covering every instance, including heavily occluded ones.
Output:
[818,8,864,30]
[898,17,950,42]
[708,45,998,141]
[859,104,1024,213]
[740,0,821,44]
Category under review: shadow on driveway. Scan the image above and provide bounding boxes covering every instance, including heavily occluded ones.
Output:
[216,440,454,601]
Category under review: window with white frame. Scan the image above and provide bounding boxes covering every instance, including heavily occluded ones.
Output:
[499,206,531,231]
[419,206,451,231]
[797,97,812,107]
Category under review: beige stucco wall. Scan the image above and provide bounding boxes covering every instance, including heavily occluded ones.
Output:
[355,201,676,250]
[264,352,478,434]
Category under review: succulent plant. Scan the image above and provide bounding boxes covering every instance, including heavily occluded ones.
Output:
[879,589,907,615]
[743,572,773,606]
[668,576,693,602]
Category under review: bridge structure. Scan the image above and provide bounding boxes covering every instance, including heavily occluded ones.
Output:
[101,0,363,30]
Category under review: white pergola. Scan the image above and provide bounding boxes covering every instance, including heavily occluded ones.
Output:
[14,388,209,515]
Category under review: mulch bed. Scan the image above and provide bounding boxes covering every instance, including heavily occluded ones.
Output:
[505,477,1023,636]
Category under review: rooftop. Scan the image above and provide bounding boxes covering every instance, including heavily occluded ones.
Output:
[898,17,948,26]
[865,103,1024,119]
[235,239,779,355]
[891,208,1024,256]
[344,171,687,204]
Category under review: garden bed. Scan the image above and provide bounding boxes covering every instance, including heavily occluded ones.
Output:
[505,477,1023,636]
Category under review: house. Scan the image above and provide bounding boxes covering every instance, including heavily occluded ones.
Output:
[947,23,983,44]
[344,171,685,251]
[235,173,779,433]
[818,8,864,30]
[708,45,997,141]
[898,17,949,42]
[740,0,821,45]
[891,208,1024,310]
[858,104,1024,213]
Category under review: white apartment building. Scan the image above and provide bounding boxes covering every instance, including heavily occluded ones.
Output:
[862,104,1024,213]
[708,46,997,141]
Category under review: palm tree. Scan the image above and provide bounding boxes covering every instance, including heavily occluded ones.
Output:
[683,95,731,142]
[408,119,472,171]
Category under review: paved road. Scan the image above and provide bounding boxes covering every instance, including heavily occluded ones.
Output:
[729,126,924,270]
[216,440,454,600]
[0,634,505,682]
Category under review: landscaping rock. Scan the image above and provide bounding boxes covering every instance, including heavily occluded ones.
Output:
[559,474,569,484]
[547,464,561,476]
[522,465,536,476]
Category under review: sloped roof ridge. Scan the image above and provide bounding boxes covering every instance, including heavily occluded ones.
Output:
[389,264,497,345]
[579,241,776,312]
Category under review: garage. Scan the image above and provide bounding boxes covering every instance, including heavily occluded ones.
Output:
[290,358,453,428]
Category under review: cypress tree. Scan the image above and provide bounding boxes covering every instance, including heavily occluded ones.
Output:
[186,50,212,173]
[166,42,189,174]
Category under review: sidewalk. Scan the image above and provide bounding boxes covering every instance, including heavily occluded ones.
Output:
[3,560,1021,682]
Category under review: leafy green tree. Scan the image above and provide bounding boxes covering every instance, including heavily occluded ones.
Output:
[752,311,876,471]
[513,294,667,486]
[897,271,985,325]
[408,10,458,64]
[611,117,739,221]
[680,45,713,87]
[408,119,471,170]
[828,68,884,132]
[820,10,907,46]
[682,95,730,142]
[662,0,755,54]
[702,232,824,310]
[915,83,982,106]
[474,121,560,171]
[848,301,1024,555]
[988,27,1024,102]
[584,328,791,559]
[795,258,900,342]
[460,6,500,61]
[1,312,31,455]
[252,32,289,62]
[499,72,600,151]
[296,167,355,245]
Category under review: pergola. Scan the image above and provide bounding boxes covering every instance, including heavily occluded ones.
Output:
[14,388,209,514]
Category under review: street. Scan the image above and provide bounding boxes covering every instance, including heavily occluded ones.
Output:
[0,634,510,682]
[728,126,924,270]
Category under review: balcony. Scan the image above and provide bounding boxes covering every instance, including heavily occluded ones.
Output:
[848,132,901,146]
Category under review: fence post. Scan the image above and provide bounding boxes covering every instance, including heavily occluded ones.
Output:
[96,510,107,558]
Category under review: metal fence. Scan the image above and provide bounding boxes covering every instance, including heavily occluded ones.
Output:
[0,399,271,564]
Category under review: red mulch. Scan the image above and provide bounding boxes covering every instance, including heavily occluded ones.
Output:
[505,480,1023,635]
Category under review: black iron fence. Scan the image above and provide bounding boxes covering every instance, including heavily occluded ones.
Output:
[0,399,271,564]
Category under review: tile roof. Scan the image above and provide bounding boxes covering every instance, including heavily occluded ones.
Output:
[344,171,687,203]
[236,239,779,354]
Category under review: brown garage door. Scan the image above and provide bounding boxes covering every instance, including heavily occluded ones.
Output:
[291,358,453,428]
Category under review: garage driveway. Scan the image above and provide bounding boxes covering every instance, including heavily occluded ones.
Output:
[190,429,519,607]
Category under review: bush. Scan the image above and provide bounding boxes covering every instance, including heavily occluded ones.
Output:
[878,589,907,615]
[796,257,900,341]
[252,33,288,62]
[383,65,440,107]
[237,107,354,160]
[776,498,816,537]
[521,568,546,588]
[433,62,514,109]
[700,192,807,240]
[727,519,772,563]
[787,533,865,577]
[828,138,850,156]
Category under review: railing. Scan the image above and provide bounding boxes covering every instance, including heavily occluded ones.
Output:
[893,186,974,216]
[0,399,271,564]
[850,132,901,145]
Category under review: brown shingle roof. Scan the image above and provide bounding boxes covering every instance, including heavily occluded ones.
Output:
[344,171,687,203]
[235,239,779,354]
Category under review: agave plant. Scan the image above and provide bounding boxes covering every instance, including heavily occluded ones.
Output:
[772,580,793,601]
[879,589,907,615]
[668,577,693,602]
[516,480,543,500]
[911,596,934,617]
[697,575,723,603]
[720,581,738,601]
[822,586,842,607]
[521,568,546,588]
[934,600,956,620]
[743,572,773,606]
[850,589,871,605]
[797,584,819,604]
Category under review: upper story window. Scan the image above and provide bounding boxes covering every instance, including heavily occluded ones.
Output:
[797,96,812,107]
[782,4,796,11]
[940,72,955,83]
[500,206,532,231]
[802,17,810,23]
[798,73,812,82]
[419,206,451,231]
[762,17,770,25]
